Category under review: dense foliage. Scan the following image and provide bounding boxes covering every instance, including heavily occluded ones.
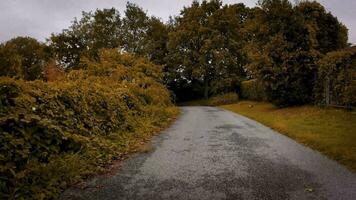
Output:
[315,46,356,108]
[244,0,347,106]
[50,8,122,69]
[0,37,50,80]
[166,1,248,99]
[207,93,239,106]
[1,0,351,106]
[296,1,348,54]
[181,92,239,106]
[49,3,168,69]
[0,49,177,199]
[240,79,267,101]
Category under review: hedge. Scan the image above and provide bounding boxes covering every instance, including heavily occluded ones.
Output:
[0,49,178,199]
[315,46,356,108]
[240,79,267,101]
[207,93,239,106]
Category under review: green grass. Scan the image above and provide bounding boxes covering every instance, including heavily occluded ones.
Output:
[221,101,356,172]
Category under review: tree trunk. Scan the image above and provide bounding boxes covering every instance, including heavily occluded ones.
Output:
[325,77,330,106]
[204,77,209,100]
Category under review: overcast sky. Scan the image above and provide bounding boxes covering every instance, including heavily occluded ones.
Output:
[0,0,355,44]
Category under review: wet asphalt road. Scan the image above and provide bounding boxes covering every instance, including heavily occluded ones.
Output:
[62,107,356,200]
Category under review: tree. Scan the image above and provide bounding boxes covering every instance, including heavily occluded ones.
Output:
[49,4,166,69]
[0,43,23,79]
[244,0,322,106]
[166,0,248,100]
[0,37,48,80]
[121,3,169,65]
[315,46,356,108]
[296,1,348,53]
[144,17,169,65]
[49,8,122,69]
[244,0,349,106]
[207,3,250,95]
[121,2,150,55]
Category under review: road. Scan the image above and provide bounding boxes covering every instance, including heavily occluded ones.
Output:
[62,106,356,200]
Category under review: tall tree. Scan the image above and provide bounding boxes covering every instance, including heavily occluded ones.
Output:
[50,8,122,69]
[49,4,165,69]
[207,3,250,95]
[166,0,248,100]
[244,0,349,106]
[144,17,169,65]
[244,0,322,106]
[296,1,348,53]
[121,2,150,55]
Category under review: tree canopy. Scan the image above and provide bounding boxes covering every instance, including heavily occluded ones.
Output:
[296,1,348,53]
[50,8,122,69]
[243,0,348,106]
[166,0,249,99]
[0,0,352,106]
[0,37,49,80]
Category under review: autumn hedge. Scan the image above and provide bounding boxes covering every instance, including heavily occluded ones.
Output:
[315,46,356,108]
[0,49,178,199]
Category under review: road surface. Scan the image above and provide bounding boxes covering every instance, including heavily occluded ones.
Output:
[62,106,356,200]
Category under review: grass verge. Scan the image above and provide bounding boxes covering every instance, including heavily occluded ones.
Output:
[221,101,356,172]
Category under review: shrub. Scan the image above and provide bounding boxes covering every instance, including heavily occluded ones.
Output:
[43,60,65,82]
[315,46,356,108]
[0,49,177,199]
[180,93,239,106]
[241,79,267,101]
[207,93,239,106]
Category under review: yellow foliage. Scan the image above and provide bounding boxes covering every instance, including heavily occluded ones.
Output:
[0,49,178,199]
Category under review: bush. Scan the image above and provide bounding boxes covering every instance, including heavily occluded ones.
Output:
[0,49,178,199]
[180,93,239,106]
[315,46,356,108]
[207,93,239,106]
[241,79,267,101]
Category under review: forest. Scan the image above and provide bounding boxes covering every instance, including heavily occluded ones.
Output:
[0,0,355,199]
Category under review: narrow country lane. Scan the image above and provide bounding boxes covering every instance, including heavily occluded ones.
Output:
[62,107,356,200]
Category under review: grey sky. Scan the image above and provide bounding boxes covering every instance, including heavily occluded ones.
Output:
[0,0,355,44]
